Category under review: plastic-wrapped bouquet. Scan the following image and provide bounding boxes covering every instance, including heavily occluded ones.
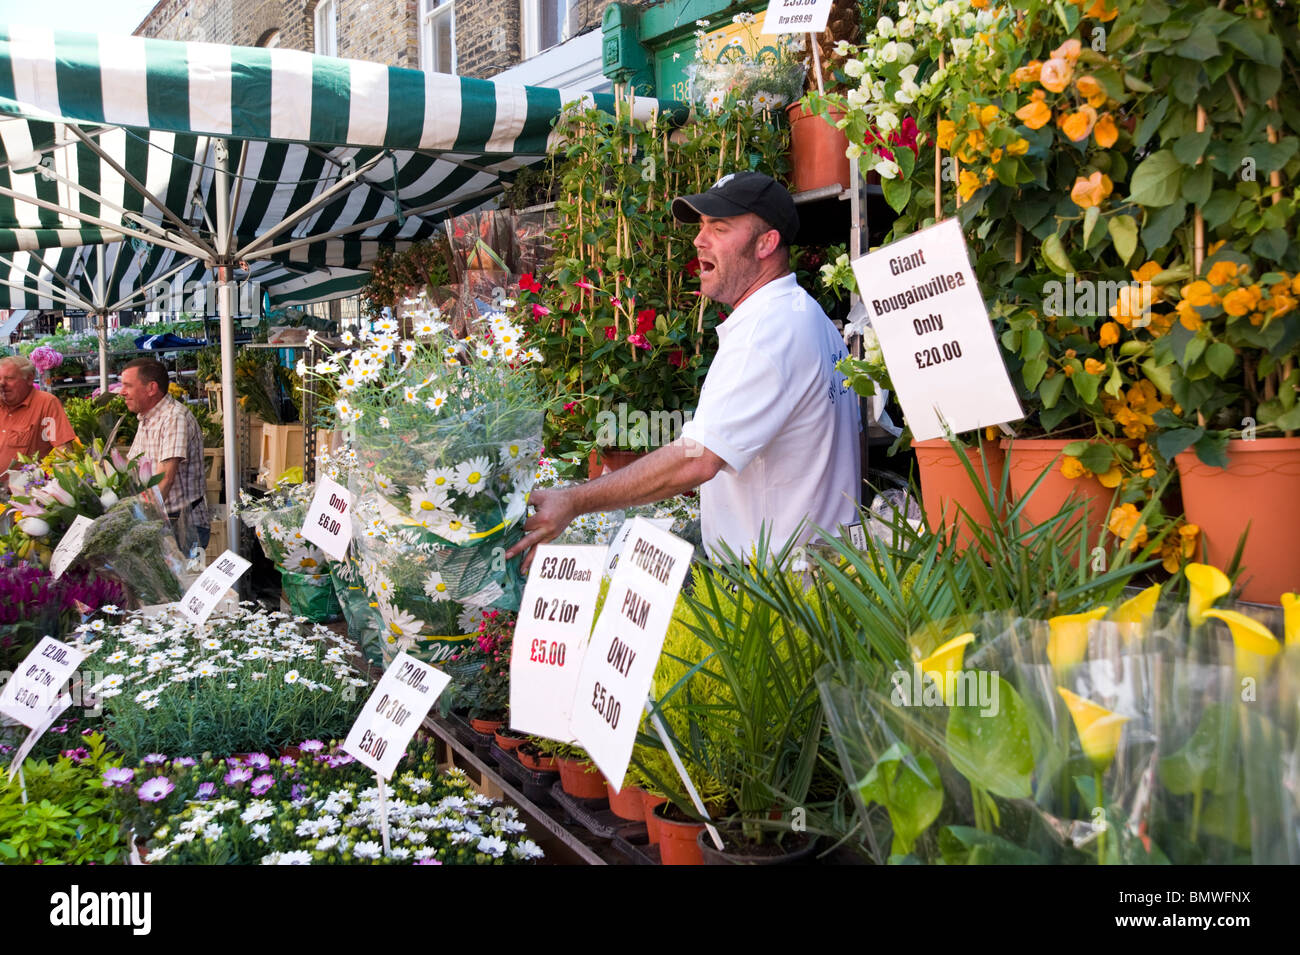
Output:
[77,494,185,606]
[28,344,63,376]
[688,13,807,114]
[301,294,547,664]
[234,480,329,574]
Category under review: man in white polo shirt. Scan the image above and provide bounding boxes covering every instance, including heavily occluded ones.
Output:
[508,171,860,568]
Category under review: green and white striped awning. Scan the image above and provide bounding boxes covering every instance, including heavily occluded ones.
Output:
[0,26,677,311]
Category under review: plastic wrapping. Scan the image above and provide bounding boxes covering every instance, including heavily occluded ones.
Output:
[281,570,342,623]
[74,490,185,607]
[235,483,329,573]
[820,601,1300,864]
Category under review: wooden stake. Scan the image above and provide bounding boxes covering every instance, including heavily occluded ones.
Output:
[935,52,946,220]
[809,33,825,97]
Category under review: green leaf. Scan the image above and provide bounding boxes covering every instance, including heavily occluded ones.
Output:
[1183,164,1212,206]
[1129,150,1184,207]
[1082,205,1101,247]
[1040,372,1066,409]
[1158,704,1233,795]
[882,176,912,213]
[1172,130,1212,165]
[1134,98,1168,148]
[1022,358,1048,391]
[1270,404,1300,432]
[1222,19,1281,66]
[1193,431,1231,468]
[858,742,945,857]
[1073,371,1100,405]
[1175,23,1220,60]
[1204,342,1235,378]
[1104,363,1124,398]
[939,826,1045,865]
[1154,426,1204,461]
[1042,233,1072,275]
[945,678,1035,799]
[1251,228,1288,262]
[1141,200,1188,252]
[1109,214,1138,264]
[1200,190,1241,231]
[1078,442,1114,474]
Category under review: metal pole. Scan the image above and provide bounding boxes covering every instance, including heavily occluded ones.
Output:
[213,139,240,559]
[95,245,108,393]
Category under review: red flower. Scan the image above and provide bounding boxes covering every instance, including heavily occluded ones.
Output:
[532,303,551,318]
[685,257,702,278]
[563,401,578,413]
[604,326,617,340]
[667,349,685,367]
[519,273,541,293]
[635,309,656,335]
[575,278,595,291]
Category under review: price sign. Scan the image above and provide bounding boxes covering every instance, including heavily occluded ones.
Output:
[509,545,606,741]
[850,218,1023,441]
[300,475,353,561]
[603,516,675,577]
[846,522,867,549]
[7,693,72,783]
[760,0,834,34]
[342,652,451,779]
[571,518,694,791]
[50,514,95,580]
[0,637,85,729]
[177,550,251,625]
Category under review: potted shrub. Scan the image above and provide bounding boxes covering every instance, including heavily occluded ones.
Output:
[550,742,608,802]
[517,736,559,773]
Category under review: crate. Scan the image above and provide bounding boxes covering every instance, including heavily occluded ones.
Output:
[206,505,229,564]
[257,423,304,485]
[203,448,223,507]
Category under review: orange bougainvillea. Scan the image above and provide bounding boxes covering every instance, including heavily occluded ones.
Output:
[1015,90,1052,129]
[1093,113,1118,148]
[1109,503,1149,551]
[1098,321,1121,347]
[1070,171,1113,209]
[1074,75,1108,108]
[1181,280,1219,307]
[1040,57,1073,92]
[1060,105,1099,142]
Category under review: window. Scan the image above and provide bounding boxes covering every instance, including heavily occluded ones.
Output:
[521,0,578,59]
[419,0,456,74]
[314,0,337,57]
[257,29,281,48]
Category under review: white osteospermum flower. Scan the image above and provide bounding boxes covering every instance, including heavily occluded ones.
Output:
[429,514,474,544]
[379,602,423,649]
[475,343,495,361]
[403,386,419,404]
[453,457,491,496]
[409,486,452,521]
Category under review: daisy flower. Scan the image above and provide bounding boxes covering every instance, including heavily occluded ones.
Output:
[429,515,474,544]
[284,669,301,684]
[340,329,355,345]
[380,602,423,648]
[424,465,454,490]
[475,343,495,361]
[403,386,419,404]
[137,777,175,802]
[409,486,452,520]
[399,340,417,360]
[424,571,451,601]
[415,319,447,337]
[425,389,449,414]
[453,457,492,496]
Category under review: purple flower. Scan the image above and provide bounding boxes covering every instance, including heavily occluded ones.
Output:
[246,752,271,770]
[61,747,90,763]
[224,767,253,786]
[415,858,443,865]
[325,753,356,769]
[172,757,197,768]
[279,755,297,767]
[102,767,135,788]
[137,776,175,802]
[299,739,325,753]
[196,782,217,800]
[142,753,169,765]
[250,774,275,796]
[291,784,308,804]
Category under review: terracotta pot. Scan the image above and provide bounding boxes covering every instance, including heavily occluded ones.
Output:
[606,781,645,822]
[697,827,819,865]
[912,438,1005,549]
[518,748,558,773]
[557,755,608,800]
[1176,438,1300,604]
[642,792,668,845]
[654,803,706,865]
[494,730,525,753]
[470,717,504,735]
[587,448,646,479]
[786,103,851,195]
[999,439,1115,546]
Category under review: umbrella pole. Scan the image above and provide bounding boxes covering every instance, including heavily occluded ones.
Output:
[95,245,108,393]
[214,139,240,559]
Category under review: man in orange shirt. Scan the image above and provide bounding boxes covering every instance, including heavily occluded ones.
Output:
[0,354,75,474]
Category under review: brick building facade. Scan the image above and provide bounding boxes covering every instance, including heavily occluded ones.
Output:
[134,0,620,80]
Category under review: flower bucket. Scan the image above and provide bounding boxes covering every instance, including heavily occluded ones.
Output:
[557,756,608,801]
[1176,438,1300,604]
[642,792,668,845]
[280,570,342,623]
[786,103,851,194]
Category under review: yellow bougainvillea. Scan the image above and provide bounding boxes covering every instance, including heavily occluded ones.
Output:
[1108,503,1148,551]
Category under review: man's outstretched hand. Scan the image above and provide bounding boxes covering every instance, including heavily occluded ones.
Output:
[505,486,577,574]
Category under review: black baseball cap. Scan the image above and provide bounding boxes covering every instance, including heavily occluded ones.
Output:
[672,171,800,245]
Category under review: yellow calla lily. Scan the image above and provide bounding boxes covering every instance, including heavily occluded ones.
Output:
[918,632,975,705]
[1047,606,1108,671]
[1282,594,1299,647]
[1203,608,1281,682]
[1056,686,1131,771]
[1186,563,1230,626]
[1111,583,1161,631]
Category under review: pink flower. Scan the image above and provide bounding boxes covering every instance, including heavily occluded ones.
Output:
[532,304,550,318]
[574,279,595,291]
[627,333,650,350]
[604,326,617,341]
[563,401,577,413]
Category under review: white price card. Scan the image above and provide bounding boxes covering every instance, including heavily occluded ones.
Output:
[850,217,1023,441]
[761,0,834,34]
[343,652,451,779]
[50,514,95,580]
[571,518,694,791]
[177,550,251,625]
[300,475,353,561]
[509,545,606,741]
[604,516,674,577]
[0,637,85,729]
[7,693,72,783]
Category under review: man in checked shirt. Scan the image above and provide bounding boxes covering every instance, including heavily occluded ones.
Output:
[120,357,211,556]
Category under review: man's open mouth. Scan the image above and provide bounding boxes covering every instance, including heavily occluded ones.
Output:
[699,259,716,275]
